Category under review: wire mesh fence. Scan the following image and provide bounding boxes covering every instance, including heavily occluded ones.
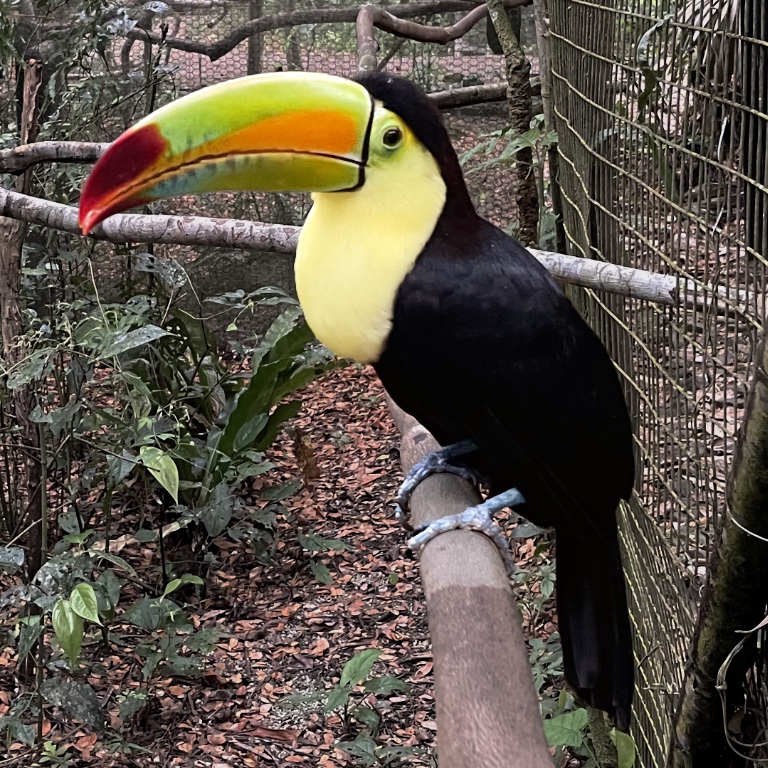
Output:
[550,0,767,764]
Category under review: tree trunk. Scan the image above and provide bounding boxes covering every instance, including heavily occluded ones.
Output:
[0,61,43,583]
[247,0,264,75]
[670,332,768,767]
[486,0,539,245]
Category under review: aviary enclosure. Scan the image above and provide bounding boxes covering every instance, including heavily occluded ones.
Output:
[0,1,766,767]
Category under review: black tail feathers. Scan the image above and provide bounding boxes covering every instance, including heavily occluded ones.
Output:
[555,522,634,732]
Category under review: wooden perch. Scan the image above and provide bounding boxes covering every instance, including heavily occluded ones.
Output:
[388,399,551,768]
[0,141,109,173]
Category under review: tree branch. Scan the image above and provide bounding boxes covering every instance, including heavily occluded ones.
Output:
[125,1,491,61]
[0,187,300,252]
[0,141,110,174]
[356,0,531,73]
[2,186,746,310]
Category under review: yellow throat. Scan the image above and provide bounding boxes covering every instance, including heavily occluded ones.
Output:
[295,114,447,363]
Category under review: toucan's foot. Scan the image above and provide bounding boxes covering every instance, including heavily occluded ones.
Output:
[395,440,480,530]
[407,487,525,575]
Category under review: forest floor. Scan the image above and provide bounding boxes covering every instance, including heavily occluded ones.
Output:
[2,365,559,768]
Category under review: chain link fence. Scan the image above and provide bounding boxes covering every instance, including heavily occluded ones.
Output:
[550,1,767,765]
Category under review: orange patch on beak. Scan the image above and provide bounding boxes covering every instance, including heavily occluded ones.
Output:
[209,109,361,158]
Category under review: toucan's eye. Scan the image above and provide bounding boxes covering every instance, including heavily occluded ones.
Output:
[382,127,403,148]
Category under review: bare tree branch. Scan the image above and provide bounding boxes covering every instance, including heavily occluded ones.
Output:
[126,1,490,61]
[0,141,110,174]
[1,186,744,309]
[357,0,531,73]
[430,82,506,108]
[0,187,300,252]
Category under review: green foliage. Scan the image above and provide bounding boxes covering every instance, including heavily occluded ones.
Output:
[298,528,350,584]
[0,252,332,744]
[461,115,560,249]
[32,741,74,768]
[285,648,416,767]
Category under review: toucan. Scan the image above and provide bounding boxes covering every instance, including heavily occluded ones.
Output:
[79,71,635,730]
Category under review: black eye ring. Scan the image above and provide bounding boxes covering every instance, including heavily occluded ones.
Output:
[382,127,403,148]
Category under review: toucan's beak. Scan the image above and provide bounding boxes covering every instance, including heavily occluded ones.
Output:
[79,72,373,234]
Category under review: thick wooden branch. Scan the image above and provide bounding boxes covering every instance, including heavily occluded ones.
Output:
[125,1,488,61]
[0,186,748,309]
[388,399,551,768]
[356,0,531,73]
[429,82,507,108]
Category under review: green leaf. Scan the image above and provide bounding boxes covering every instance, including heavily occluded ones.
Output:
[91,550,137,576]
[162,574,204,598]
[610,728,638,768]
[17,616,43,661]
[363,675,409,695]
[261,478,302,502]
[118,690,148,722]
[95,569,122,613]
[40,678,103,728]
[71,583,100,625]
[139,446,179,503]
[543,708,589,748]
[99,325,172,359]
[199,482,235,537]
[324,685,351,713]
[122,597,186,632]
[0,546,24,574]
[310,559,332,585]
[52,599,84,667]
[298,530,350,552]
[106,448,136,485]
[232,413,268,454]
[7,349,53,389]
[340,649,381,688]
[352,704,380,732]
[0,715,35,746]
[337,731,378,766]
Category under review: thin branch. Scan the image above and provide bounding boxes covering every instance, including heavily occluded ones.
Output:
[1,186,747,309]
[125,1,490,62]
[357,0,531,73]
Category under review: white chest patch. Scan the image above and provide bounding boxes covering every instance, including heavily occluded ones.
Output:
[295,145,446,363]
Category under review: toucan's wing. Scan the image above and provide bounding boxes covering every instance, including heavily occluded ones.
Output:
[375,219,634,528]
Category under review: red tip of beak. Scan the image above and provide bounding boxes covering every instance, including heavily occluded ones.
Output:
[79,123,168,234]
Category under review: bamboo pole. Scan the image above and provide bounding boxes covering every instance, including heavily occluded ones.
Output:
[388,398,551,768]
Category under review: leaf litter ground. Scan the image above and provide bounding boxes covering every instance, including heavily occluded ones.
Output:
[1,365,559,767]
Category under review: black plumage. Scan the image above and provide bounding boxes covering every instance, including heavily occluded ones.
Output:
[360,74,635,729]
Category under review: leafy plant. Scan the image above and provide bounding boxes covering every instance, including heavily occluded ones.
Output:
[461,115,560,249]
[283,648,416,767]
[298,528,351,584]
[0,248,335,745]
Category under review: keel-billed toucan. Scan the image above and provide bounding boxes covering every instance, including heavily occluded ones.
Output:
[79,72,635,729]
